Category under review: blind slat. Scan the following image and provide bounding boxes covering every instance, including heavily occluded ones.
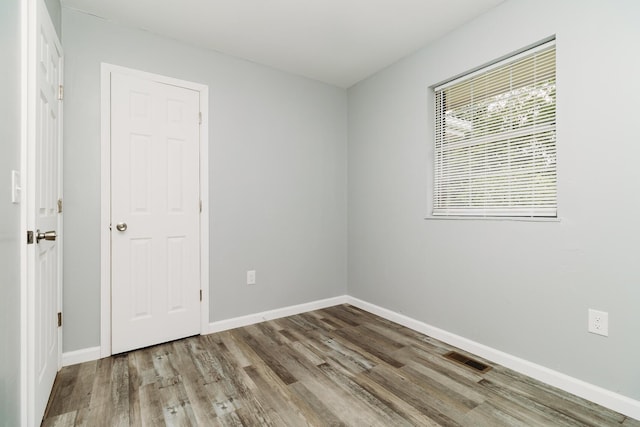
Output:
[433,41,557,218]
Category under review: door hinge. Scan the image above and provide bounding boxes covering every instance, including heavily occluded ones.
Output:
[57,312,62,327]
[27,230,34,245]
[198,112,202,125]
[200,289,203,301]
[57,198,63,213]
[58,85,64,101]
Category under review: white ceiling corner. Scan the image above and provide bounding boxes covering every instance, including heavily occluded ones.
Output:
[60,0,504,88]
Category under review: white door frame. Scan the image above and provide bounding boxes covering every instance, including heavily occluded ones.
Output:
[20,0,64,425]
[100,63,210,357]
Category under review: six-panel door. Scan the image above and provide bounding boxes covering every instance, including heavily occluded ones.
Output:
[32,0,63,421]
[110,72,201,354]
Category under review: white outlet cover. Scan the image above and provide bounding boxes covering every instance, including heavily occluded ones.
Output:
[11,170,21,204]
[588,309,609,336]
[247,270,256,285]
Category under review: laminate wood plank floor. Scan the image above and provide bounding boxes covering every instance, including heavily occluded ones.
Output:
[42,305,639,426]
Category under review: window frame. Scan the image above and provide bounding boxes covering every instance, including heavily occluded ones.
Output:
[428,39,558,221]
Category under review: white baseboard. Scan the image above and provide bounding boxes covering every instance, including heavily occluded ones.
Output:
[62,296,349,366]
[346,296,640,421]
[62,346,102,367]
[206,295,349,334]
[60,295,640,420]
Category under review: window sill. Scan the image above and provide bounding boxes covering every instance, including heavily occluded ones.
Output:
[424,215,561,223]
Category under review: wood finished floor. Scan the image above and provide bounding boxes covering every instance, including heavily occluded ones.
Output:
[42,304,639,426]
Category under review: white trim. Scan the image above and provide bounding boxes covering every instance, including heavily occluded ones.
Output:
[100,64,111,357]
[434,38,556,91]
[346,296,640,421]
[100,63,210,358]
[24,0,37,421]
[63,296,350,364]
[99,64,110,358]
[424,215,561,223]
[199,83,210,338]
[206,296,349,334]
[19,0,31,424]
[62,293,640,420]
[62,347,102,367]
[57,54,65,374]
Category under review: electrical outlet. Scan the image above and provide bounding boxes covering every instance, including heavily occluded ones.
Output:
[588,309,608,336]
[247,270,256,285]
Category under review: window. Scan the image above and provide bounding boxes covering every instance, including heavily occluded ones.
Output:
[433,41,556,218]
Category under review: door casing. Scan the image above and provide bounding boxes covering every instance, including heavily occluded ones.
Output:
[100,63,210,357]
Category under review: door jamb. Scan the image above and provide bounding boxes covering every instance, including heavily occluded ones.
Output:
[20,1,33,424]
[100,64,210,357]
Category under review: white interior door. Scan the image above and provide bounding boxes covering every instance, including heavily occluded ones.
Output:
[28,0,63,423]
[110,72,201,354]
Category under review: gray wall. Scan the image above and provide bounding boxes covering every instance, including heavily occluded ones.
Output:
[44,0,62,38]
[0,0,22,424]
[348,0,640,400]
[62,9,348,352]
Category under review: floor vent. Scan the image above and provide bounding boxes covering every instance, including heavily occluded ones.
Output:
[443,351,492,373]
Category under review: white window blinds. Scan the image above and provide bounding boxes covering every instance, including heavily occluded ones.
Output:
[433,41,556,217]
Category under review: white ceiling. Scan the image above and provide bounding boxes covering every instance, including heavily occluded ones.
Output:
[61,0,504,88]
